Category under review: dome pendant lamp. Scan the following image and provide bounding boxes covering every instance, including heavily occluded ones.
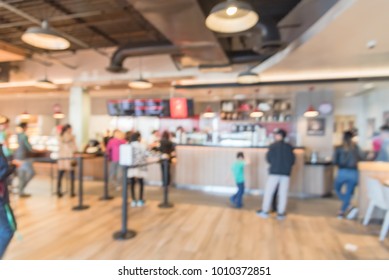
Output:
[205,0,259,33]
[237,70,260,84]
[304,87,319,118]
[21,20,70,50]
[128,57,153,89]
[303,105,319,118]
[35,66,58,89]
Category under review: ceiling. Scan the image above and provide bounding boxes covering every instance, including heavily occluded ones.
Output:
[1,0,388,99]
[198,0,301,23]
[0,0,169,54]
[257,0,389,80]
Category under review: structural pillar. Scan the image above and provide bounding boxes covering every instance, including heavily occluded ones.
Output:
[69,86,90,149]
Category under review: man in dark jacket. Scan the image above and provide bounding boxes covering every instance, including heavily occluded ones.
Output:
[257,129,295,220]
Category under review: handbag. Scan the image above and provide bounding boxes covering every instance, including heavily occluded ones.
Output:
[71,159,78,167]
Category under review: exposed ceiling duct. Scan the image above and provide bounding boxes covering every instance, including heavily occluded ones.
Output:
[106,43,180,73]
[121,0,229,68]
[253,21,282,54]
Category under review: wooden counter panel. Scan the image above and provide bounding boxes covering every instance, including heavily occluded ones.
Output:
[175,146,305,193]
[358,161,389,172]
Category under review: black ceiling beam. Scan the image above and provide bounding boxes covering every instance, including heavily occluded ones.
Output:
[174,76,389,89]
[43,0,118,45]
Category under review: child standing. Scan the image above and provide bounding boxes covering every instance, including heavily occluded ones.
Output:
[230,152,247,208]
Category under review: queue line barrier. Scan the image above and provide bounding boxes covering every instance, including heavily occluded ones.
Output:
[113,157,174,240]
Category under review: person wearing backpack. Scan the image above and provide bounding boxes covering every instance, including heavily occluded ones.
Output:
[0,143,17,259]
[333,131,363,219]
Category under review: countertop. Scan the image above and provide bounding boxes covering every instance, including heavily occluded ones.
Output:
[358,161,389,171]
[305,161,333,166]
[177,144,305,149]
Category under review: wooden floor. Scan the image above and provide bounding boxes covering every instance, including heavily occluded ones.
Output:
[4,176,389,260]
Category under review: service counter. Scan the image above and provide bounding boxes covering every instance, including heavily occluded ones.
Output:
[358,161,389,219]
[33,145,334,198]
[175,145,308,196]
[303,162,334,197]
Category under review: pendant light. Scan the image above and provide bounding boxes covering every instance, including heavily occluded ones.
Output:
[128,57,153,89]
[303,105,319,118]
[53,103,65,119]
[250,109,263,118]
[237,70,260,84]
[20,111,31,120]
[35,66,58,89]
[21,20,70,50]
[304,87,319,118]
[35,78,58,89]
[0,114,8,124]
[205,0,259,33]
[203,106,216,118]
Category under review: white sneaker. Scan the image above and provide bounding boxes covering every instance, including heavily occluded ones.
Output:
[130,201,137,207]
[256,211,269,219]
[137,200,145,207]
[346,207,359,220]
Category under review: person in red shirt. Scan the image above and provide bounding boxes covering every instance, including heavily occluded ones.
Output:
[106,130,126,189]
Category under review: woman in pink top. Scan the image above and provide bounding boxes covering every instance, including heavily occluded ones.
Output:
[106,130,126,188]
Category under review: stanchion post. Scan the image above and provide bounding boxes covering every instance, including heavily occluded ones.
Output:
[73,156,90,211]
[113,165,137,240]
[158,158,174,209]
[100,154,114,200]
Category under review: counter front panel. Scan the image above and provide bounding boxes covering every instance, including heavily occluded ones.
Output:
[175,145,305,195]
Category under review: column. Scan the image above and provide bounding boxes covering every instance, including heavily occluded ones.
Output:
[69,86,90,149]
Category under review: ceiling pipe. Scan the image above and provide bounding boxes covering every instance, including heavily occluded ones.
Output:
[0,1,109,57]
[253,20,282,52]
[106,43,180,73]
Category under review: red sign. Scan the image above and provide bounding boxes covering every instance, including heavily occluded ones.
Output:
[170,98,188,118]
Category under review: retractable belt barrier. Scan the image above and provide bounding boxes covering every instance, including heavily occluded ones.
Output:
[55,154,97,211]
[100,154,114,201]
[114,160,157,240]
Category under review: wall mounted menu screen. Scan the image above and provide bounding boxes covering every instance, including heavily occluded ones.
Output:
[107,99,174,117]
[107,100,124,116]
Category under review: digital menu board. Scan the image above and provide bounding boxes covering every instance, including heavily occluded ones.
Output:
[107,98,192,118]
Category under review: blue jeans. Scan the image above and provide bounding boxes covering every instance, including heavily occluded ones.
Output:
[231,182,245,208]
[18,160,35,194]
[334,169,359,213]
[0,202,14,259]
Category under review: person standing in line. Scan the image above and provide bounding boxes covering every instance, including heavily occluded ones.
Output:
[230,152,248,208]
[57,124,78,198]
[0,118,12,160]
[257,129,295,220]
[376,125,389,162]
[333,131,363,219]
[0,143,17,259]
[127,132,148,207]
[158,131,176,188]
[14,123,35,197]
[106,130,126,190]
[148,130,161,151]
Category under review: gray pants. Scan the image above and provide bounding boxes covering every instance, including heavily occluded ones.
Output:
[262,175,290,214]
[109,161,122,187]
[18,160,35,195]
